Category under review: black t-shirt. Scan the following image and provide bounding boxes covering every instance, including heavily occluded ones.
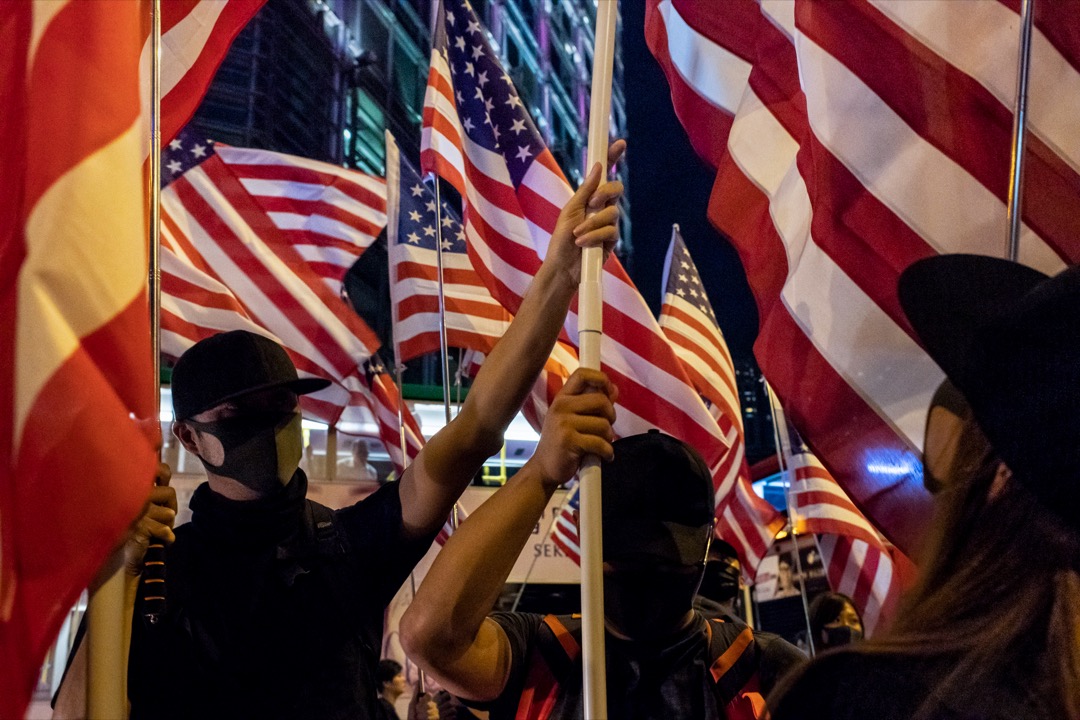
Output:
[376,696,399,720]
[128,472,435,720]
[481,611,724,720]
[768,649,1047,720]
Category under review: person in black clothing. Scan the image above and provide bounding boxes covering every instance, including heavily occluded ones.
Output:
[694,540,806,695]
[769,256,1080,719]
[402,411,771,719]
[805,591,862,652]
[54,143,626,719]
[376,659,405,720]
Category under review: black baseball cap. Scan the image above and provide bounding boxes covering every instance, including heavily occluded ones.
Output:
[171,330,330,420]
[899,255,1080,528]
[601,430,716,565]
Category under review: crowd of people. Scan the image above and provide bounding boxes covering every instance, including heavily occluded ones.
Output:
[53,137,1079,718]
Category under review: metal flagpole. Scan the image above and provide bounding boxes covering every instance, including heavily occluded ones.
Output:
[428,176,459,535]
[431,177,455,431]
[765,383,816,657]
[578,2,617,716]
[385,129,427,694]
[1005,0,1035,262]
[89,2,162,716]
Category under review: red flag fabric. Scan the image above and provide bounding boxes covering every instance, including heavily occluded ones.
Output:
[159,134,386,428]
[1,4,159,716]
[422,0,781,575]
[788,439,916,637]
[645,0,1080,556]
[658,226,784,568]
[362,355,424,478]
[550,480,581,564]
[158,0,266,146]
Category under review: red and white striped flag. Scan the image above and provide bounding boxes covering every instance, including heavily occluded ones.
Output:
[422,0,778,575]
[386,131,576,432]
[159,133,386,428]
[362,355,425,478]
[550,481,582,564]
[385,130,512,363]
[646,0,1080,557]
[0,1,267,714]
[156,0,266,147]
[659,226,784,567]
[788,436,916,637]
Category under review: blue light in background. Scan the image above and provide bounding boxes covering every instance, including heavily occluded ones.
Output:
[864,447,923,486]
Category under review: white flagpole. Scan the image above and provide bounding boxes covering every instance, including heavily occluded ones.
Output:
[1005,0,1035,262]
[89,2,162,716]
[578,2,617,716]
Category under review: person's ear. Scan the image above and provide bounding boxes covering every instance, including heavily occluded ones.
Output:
[173,420,200,454]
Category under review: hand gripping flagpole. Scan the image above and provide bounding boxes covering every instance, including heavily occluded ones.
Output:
[1005,0,1035,262]
[578,2,617,716]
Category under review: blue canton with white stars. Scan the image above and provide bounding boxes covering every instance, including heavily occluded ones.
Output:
[665,233,719,325]
[439,0,545,188]
[161,127,216,189]
[396,151,467,254]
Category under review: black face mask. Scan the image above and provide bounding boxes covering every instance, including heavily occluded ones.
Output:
[188,411,303,493]
[604,564,702,641]
[820,624,863,648]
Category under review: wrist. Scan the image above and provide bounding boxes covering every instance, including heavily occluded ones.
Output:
[535,249,579,298]
[519,456,568,494]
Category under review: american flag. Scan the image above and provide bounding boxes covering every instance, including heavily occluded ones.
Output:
[157,0,266,146]
[386,131,575,434]
[385,130,512,363]
[550,481,582,564]
[1,2,259,716]
[159,131,386,428]
[361,355,425,478]
[787,429,916,638]
[422,0,778,575]
[658,226,784,565]
[646,0,1080,558]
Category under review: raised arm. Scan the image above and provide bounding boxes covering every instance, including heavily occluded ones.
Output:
[396,141,625,538]
[400,369,617,700]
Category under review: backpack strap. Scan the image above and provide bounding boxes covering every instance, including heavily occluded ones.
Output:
[514,614,581,720]
[705,618,767,720]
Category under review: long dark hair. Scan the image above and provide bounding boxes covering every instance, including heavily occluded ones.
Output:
[876,409,1080,718]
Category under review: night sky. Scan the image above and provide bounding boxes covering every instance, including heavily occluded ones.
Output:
[620,0,760,365]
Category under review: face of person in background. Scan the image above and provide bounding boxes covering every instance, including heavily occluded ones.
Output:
[923,405,967,494]
[382,671,406,701]
[820,600,864,649]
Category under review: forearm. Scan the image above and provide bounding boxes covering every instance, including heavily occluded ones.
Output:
[402,462,553,671]
[399,264,574,535]
[457,261,575,443]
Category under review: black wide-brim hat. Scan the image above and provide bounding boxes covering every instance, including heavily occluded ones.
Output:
[898,255,1080,527]
[171,330,330,420]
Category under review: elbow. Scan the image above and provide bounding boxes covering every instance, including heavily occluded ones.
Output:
[401,600,459,670]
[450,408,506,461]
